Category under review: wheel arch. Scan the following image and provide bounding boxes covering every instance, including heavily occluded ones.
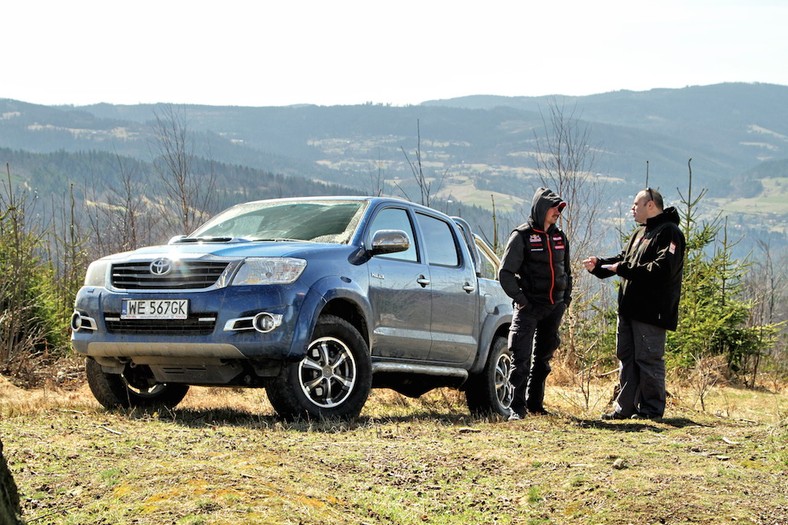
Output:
[470,313,511,375]
[319,298,370,350]
[286,276,372,360]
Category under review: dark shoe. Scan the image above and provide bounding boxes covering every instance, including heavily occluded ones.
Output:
[528,407,550,416]
[631,413,662,421]
[601,411,629,421]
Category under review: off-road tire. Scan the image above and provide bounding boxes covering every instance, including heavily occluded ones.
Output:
[266,315,371,420]
[465,336,514,417]
[86,358,190,410]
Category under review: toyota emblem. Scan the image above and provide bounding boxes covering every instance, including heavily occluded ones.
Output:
[150,258,173,276]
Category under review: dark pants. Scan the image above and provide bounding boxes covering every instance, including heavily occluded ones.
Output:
[508,302,566,413]
[613,315,667,417]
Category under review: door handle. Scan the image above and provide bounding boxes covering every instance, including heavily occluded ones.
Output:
[416,275,430,287]
[462,282,476,294]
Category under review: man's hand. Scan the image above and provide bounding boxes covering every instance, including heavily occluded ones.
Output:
[582,257,598,272]
[583,257,619,273]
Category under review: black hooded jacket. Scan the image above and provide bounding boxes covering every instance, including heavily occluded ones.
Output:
[499,188,572,308]
[592,207,685,330]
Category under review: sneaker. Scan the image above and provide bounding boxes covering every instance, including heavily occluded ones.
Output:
[507,407,525,421]
[601,411,629,421]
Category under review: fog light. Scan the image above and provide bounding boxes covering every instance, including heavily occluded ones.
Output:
[253,312,283,333]
[70,311,83,331]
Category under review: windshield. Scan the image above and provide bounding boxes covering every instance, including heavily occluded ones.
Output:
[190,200,367,244]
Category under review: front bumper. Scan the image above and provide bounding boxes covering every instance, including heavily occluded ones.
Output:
[70,284,305,362]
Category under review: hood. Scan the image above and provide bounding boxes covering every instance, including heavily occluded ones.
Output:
[663,206,681,225]
[646,206,681,229]
[528,187,566,231]
[98,239,351,262]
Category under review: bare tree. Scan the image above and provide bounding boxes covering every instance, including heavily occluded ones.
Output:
[368,150,386,196]
[748,239,784,327]
[533,100,603,260]
[82,153,161,258]
[532,100,609,399]
[112,156,142,249]
[47,184,88,321]
[151,105,216,234]
[690,354,726,412]
[490,194,500,253]
[743,239,787,385]
[397,120,447,206]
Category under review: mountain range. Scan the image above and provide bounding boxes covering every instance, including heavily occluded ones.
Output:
[1,82,786,253]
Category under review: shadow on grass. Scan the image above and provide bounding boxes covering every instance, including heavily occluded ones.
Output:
[655,416,706,428]
[572,415,706,432]
[102,402,710,433]
[111,405,268,428]
[109,405,481,432]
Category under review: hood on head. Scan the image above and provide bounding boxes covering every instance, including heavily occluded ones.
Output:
[529,187,565,230]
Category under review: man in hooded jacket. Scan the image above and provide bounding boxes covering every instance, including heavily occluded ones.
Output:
[499,187,572,419]
[583,187,685,420]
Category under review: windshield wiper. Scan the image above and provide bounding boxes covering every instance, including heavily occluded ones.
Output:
[173,236,238,243]
[251,238,309,242]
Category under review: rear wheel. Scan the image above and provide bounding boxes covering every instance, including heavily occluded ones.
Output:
[267,315,371,420]
[465,336,513,417]
[86,358,190,410]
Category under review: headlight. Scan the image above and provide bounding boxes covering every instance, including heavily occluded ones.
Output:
[84,260,109,287]
[231,257,307,286]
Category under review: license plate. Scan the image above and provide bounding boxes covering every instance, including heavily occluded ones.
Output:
[121,299,188,319]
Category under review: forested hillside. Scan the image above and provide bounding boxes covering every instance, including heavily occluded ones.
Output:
[3,83,788,200]
[0,147,355,216]
[1,82,786,252]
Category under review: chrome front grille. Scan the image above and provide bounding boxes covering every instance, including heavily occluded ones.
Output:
[111,261,229,290]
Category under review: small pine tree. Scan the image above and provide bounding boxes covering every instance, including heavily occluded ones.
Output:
[667,161,777,385]
[1,165,66,383]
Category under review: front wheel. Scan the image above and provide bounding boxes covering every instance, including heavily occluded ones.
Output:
[465,336,514,417]
[266,315,371,420]
[85,358,190,410]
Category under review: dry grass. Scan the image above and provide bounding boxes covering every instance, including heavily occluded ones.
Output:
[1,374,786,525]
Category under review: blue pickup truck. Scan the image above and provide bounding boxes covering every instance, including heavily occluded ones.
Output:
[71,196,514,419]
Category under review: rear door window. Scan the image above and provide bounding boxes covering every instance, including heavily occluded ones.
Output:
[415,212,460,267]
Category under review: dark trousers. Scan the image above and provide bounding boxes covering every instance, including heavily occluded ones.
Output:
[614,315,667,417]
[508,302,566,412]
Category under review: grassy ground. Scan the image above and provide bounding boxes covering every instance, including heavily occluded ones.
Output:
[0,375,786,525]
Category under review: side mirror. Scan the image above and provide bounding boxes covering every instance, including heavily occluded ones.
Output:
[369,229,410,255]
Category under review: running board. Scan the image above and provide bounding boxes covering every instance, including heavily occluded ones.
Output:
[372,362,469,379]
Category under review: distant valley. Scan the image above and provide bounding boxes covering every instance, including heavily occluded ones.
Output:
[1,82,786,255]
